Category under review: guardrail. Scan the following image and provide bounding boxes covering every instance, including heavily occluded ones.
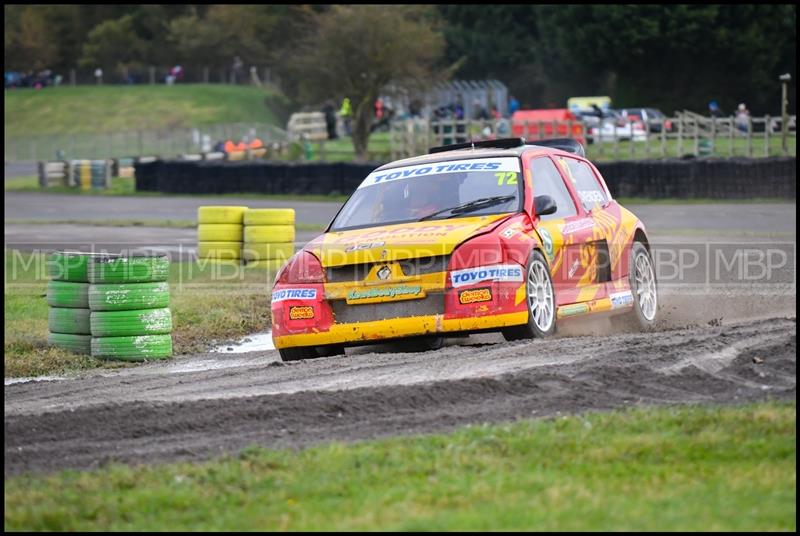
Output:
[389,115,797,161]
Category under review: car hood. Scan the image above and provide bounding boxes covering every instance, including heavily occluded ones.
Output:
[307,214,511,267]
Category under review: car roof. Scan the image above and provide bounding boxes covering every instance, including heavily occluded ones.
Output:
[374,144,577,171]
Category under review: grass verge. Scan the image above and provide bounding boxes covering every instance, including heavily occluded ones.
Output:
[4,401,795,531]
[4,251,277,377]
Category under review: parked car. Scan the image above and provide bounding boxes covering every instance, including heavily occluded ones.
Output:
[271,137,659,361]
[619,108,673,133]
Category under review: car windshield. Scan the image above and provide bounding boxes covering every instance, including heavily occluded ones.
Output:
[330,156,523,231]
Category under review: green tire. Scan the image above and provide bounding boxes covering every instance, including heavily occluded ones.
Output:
[91,308,172,337]
[46,281,90,308]
[48,307,91,335]
[46,252,101,282]
[48,333,92,355]
[88,282,170,311]
[91,334,173,361]
[88,255,170,284]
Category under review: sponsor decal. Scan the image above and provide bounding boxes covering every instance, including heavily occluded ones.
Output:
[578,190,605,204]
[561,219,594,235]
[568,258,581,279]
[610,290,634,309]
[458,287,493,305]
[289,306,315,320]
[500,227,519,239]
[559,303,590,317]
[538,228,554,260]
[272,288,317,303]
[450,264,524,288]
[358,157,521,189]
[377,265,392,280]
[344,241,385,252]
[347,285,422,302]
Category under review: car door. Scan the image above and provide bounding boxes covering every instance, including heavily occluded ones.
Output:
[551,155,619,305]
[525,155,590,306]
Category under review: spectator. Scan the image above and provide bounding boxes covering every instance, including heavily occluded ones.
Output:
[213,140,226,153]
[735,103,750,133]
[249,137,264,149]
[491,105,502,121]
[339,97,352,136]
[374,98,384,121]
[508,95,520,116]
[473,99,489,120]
[224,139,236,153]
[322,100,338,140]
[231,56,243,84]
[708,100,724,118]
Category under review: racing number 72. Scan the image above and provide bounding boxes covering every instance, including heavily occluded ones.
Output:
[495,171,518,185]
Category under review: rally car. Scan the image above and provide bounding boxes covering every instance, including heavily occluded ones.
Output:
[271,137,658,361]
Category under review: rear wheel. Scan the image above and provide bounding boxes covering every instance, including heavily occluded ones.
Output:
[403,335,445,352]
[502,250,556,341]
[279,344,345,362]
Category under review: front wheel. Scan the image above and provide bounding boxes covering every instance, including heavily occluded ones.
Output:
[279,344,345,362]
[502,250,557,341]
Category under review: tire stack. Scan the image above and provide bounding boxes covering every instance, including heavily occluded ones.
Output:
[70,159,110,190]
[243,208,296,271]
[88,255,173,361]
[46,252,95,355]
[197,206,249,263]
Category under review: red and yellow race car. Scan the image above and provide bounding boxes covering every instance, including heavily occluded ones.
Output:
[271,137,658,361]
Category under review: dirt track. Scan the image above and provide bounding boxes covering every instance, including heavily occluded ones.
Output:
[5,314,795,476]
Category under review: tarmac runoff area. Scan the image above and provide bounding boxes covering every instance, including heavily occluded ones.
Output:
[3,195,797,475]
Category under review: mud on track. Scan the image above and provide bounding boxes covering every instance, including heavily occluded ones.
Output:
[5,317,795,476]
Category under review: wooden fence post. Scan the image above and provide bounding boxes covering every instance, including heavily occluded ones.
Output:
[764,115,770,157]
[729,117,734,157]
[660,119,667,158]
[677,117,683,157]
[747,116,753,157]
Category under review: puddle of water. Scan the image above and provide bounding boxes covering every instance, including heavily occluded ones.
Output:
[5,376,68,386]
[212,331,276,353]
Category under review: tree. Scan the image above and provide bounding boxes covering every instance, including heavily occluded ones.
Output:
[78,15,147,72]
[287,5,445,161]
[4,6,59,70]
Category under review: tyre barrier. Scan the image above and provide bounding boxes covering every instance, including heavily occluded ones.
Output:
[87,254,173,361]
[134,157,795,199]
[88,282,170,311]
[46,251,94,354]
[70,159,111,190]
[243,208,296,266]
[197,206,249,260]
[87,255,170,284]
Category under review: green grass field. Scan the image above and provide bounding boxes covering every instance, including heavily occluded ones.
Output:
[4,401,795,531]
[4,250,278,377]
[4,84,288,136]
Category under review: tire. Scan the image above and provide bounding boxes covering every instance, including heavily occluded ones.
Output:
[46,281,89,309]
[244,225,296,244]
[316,344,346,357]
[197,224,244,242]
[403,335,445,352]
[619,241,659,330]
[197,206,249,224]
[48,333,91,355]
[48,307,91,335]
[88,282,170,311]
[90,308,172,337]
[197,241,242,260]
[88,255,169,284]
[244,259,288,271]
[502,250,557,341]
[244,208,296,226]
[279,346,319,362]
[46,251,98,282]
[242,243,295,262]
[91,334,173,361]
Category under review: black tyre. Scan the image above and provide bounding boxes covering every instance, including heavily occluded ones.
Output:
[46,281,89,309]
[316,344,346,357]
[90,308,172,337]
[502,250,557,341]
[88,255,169,284]
[91,334,172,361]
[403,335,445,352]
[616,241,658,330]
[88,282,170,311]
[48,333,92,354]
[48,307,91,335]
[279,346,320,362]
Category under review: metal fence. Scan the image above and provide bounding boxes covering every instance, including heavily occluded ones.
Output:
[389,114,797,161]
[5,122,288,162]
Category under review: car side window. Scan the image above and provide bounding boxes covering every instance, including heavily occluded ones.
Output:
[530,157,577,220]
[556,157,609,211]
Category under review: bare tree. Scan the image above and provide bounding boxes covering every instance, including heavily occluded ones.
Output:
[289,5,444,161]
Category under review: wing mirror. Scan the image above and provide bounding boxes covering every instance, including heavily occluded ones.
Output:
[534,195,557,217]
